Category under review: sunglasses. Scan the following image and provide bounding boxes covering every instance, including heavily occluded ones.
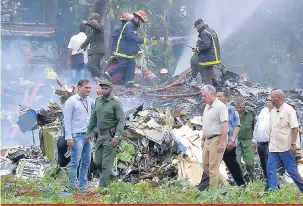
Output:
[101,87,110,90]
[267,99,271,101]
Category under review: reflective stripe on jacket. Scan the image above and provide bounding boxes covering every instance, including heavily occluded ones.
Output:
[197,25,221,67]
[113,19,144,59]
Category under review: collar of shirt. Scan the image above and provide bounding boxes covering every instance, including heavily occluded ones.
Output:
[101,94,113,102]
[207,98,219,109]
[76,93,88,101]
[275,102,286,113]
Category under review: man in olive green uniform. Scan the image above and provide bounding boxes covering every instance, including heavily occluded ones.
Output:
[235,96,256,182]
[86,81,125,188]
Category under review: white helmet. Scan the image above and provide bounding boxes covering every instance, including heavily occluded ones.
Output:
[160,68,168,74]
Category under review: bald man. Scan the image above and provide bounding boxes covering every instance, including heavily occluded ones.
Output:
[268,89,303,193]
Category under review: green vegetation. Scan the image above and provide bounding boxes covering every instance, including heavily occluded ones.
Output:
[1,172,302,204]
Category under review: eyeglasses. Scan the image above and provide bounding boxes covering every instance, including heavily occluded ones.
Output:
[266,99,271,101]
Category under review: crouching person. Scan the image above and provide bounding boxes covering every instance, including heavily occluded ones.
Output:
[64,79,94,190]
[86,81,125,188]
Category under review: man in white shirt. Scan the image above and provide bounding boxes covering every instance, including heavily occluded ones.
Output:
[252,95,273,190]
[268,89,303,193]
[67,23,88,84]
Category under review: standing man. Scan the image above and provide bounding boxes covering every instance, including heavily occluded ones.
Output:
[192,18,221,86]
[86,81,125,188]
[217,91,246,186]
[235,96,256,182]
[67,23,88,84]
[201,85,228,189]
[105,10,150,88]
[81,13,105,79]
[64,79,94,190]
[267,89,303,193]
[252,95,273,190]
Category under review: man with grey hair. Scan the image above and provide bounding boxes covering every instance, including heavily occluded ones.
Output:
[235,96,256,182]
[201,85,228,189]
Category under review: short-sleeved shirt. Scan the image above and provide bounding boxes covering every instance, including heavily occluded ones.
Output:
[202,98,228,139]
[238,106,256,141]
[68,32,88,63]
[269,102,299,152]
[227,105,240,146]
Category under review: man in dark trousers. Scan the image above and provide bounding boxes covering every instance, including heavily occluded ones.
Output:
[192,18,221,86]
[217,91,246,186]
[81,13,105,79]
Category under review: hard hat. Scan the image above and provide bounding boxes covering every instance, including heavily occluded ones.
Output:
[135,68,142,75]
[133,10,148,22]
[47,71,58,80]
[160,68,168,74]
[144,71,156,79]
[120,12,133,21]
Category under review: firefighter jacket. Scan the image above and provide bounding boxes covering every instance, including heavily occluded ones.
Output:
[113,19,144,59]
[110,21,127,55]
[196,25,221,67]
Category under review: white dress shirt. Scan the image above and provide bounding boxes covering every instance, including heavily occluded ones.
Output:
[68,32,88,63]
[253,107,270,144]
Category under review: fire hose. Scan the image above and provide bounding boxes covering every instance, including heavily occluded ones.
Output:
[144,68,202,98]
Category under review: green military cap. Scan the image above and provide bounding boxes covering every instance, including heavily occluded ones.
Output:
[99,80,114,88]
[89,13,100,20]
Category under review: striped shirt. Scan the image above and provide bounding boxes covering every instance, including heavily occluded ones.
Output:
[269,102,299,152]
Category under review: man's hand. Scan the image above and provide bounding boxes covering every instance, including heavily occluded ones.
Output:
[144,38,151,45]
[192,47,200,53]
[67,139,74,147]
[86,134,92,143]
[252,143,257,150]
[290,144,297,155]
[227,140,235,151]
[218,141,226,153]
[82,20,88,24]
[111,137,119,148]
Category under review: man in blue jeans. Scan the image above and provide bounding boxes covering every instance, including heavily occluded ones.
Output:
[64,79,95,190]
[268,89,303,193]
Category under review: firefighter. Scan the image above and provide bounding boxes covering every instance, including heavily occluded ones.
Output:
[104,10,150,88]
[192,18,221,86]
[159,68,169,84]
[110,12,134,55]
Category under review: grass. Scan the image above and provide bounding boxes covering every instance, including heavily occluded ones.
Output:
[1,173,303,204]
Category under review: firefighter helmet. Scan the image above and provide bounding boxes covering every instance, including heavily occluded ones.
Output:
[160,68,168,74]
[133,10,148,22]
[120,12,133,21]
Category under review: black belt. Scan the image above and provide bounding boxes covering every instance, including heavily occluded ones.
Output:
[72,132,86,137]
[258,142,269,145]
[207,134,221,140]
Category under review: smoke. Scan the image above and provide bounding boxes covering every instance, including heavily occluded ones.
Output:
[174,0,264,75]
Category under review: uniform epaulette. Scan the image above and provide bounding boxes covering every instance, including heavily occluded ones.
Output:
[246,106,255,113]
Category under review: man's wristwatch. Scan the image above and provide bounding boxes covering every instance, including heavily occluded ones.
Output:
[291,143,296,147]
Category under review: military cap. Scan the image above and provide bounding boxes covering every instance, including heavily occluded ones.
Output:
[99,80,113,88]
[89,13,100,20]
[194,18,203,28]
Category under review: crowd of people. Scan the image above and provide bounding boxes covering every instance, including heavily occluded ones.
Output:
[201,85,303,193]
[60,11,303,194]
